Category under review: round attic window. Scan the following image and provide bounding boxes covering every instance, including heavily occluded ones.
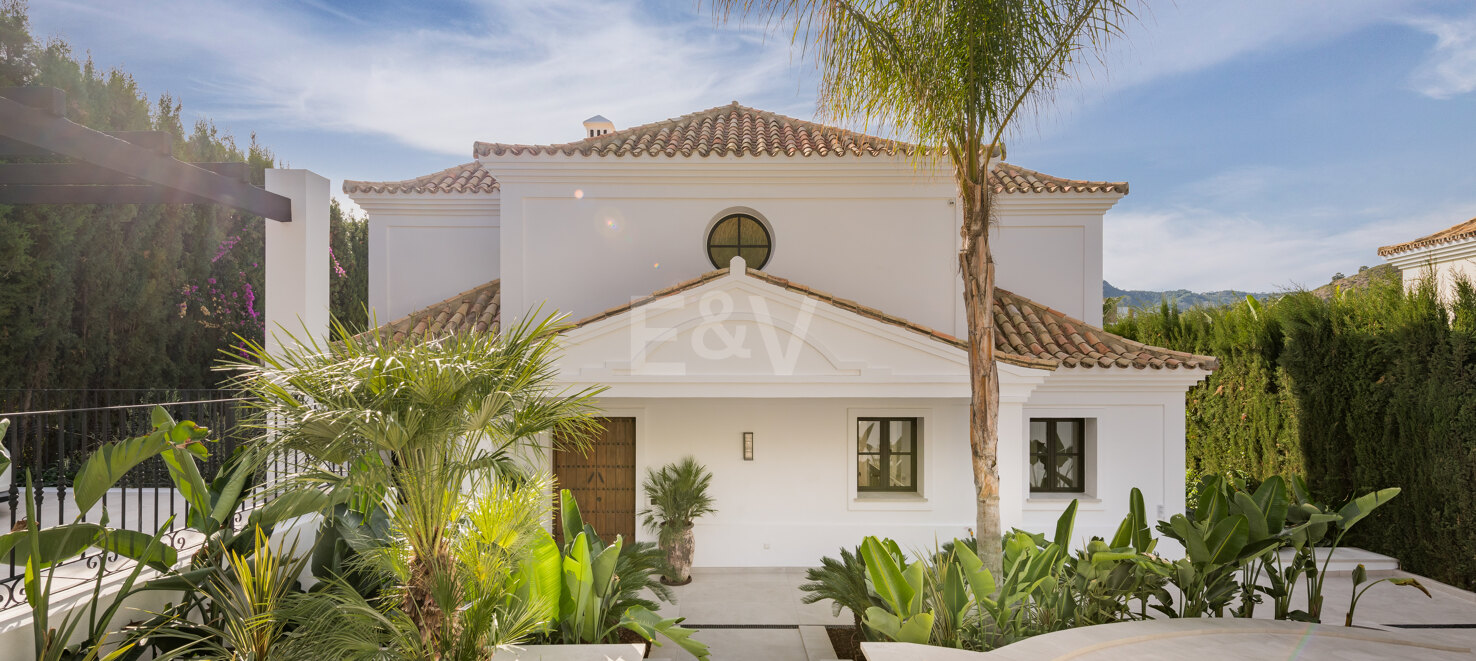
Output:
[706,213,771,269]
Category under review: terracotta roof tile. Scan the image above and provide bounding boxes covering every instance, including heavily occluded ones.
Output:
[1379,216,1476,257]
[991,162,1127,195]
[475,102,912,159]
[343,161,499,195]
[368,280,500,344]
[344,158,1120,198]
[992,288,1217,370]
[370,267,1212,372]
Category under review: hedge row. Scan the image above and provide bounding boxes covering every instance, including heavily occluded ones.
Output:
[1107,274,1476,590]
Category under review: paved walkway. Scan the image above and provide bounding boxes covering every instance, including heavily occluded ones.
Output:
[650,567,845,660]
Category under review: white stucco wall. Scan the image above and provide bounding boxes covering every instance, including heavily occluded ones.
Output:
[1016,370,1196,547]
[351,194,501,321]
[546,266,1204,565]
[483,156,1120,337]
[595,396,972,566]
[583,376,1195,567]
[991,196,1110,327]
[1388,240,1476,304]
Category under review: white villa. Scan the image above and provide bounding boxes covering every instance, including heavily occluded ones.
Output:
[1380,215,1476,301]
[343,103,1216,567]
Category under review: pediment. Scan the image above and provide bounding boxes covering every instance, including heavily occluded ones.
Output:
[556,269,972,396]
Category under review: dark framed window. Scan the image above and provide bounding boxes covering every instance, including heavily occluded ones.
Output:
[858,418,918,492]
[707,214,771,269]
[1030,418,1085,493]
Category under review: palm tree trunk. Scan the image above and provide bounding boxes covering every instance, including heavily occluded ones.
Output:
[959,174,1003,577]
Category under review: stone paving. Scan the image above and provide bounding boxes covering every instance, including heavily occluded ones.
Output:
[649,567,846,660]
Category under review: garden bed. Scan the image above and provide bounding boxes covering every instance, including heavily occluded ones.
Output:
[826,625,865,661]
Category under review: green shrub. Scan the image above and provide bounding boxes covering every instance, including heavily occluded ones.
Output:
[1108,274,1476,590]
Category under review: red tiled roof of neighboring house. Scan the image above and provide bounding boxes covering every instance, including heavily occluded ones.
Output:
[374,271,1213,371]
[342,161,499,195]
[1378,216,1476,257]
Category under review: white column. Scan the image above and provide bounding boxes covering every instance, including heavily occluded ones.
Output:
[264,169,331,356]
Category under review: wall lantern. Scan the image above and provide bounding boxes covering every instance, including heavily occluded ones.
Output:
[742,432,754,461]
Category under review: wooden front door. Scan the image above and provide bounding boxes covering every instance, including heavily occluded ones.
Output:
[553,417,636,545]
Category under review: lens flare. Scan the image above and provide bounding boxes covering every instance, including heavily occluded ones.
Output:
[573,189,584,199]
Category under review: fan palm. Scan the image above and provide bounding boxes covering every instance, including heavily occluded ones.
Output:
[712,0,1135,574]
[640,457,717,582]
[223,312,604,655]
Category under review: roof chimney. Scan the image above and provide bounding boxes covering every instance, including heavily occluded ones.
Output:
[583,115,615,138]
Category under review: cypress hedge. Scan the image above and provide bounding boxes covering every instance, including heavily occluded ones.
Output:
[1108,273,1476,590]
[0,1,368,406]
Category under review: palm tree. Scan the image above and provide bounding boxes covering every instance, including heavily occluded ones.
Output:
[713,0,1133,574]
[224,313,604,655]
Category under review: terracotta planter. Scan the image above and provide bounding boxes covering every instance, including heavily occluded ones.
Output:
[662,525,695,583]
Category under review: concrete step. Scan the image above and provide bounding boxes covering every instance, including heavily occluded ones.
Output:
[1275,546,1399,572]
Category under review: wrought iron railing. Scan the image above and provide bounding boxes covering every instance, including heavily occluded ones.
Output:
[0,389,254,609]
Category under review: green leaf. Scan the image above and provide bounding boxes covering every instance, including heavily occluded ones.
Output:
[95,528,177,571]
[248,487,334,529]
[1235,538,1282,563]
[512,529,562,625]
[1252,476,1289,533]
[1205,515,1249,566]
[622,606,711,661]
[1336,488,1400,531]
[161,446,213,529]
[863,607,933,645]
[0,523,102,567]
[559,488,584,547]
[895,612,935,645]
[1052,499,1078,551]
[953,540,996,601]
[72,431,172,513]
[591,535,622,598]
[207,447,255,527]
[1169,515,1209,564]
[1232,491,1269,541]
[150,406,174,431]
[860,536,914,616]
[863,607,904,640]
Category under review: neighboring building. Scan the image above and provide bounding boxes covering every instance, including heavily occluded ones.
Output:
[1379,215,1476,300]
[344,103,1215,566]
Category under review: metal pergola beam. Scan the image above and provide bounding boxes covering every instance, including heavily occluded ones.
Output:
[0,90,291,221]
[0,184,237,206]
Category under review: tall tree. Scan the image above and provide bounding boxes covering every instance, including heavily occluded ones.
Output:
[714,0,1132,573]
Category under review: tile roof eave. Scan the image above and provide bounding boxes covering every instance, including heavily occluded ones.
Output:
[367,270,1214,372]
[1378,217,1476,257]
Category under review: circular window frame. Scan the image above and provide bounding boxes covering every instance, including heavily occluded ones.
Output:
[704,210,774,270]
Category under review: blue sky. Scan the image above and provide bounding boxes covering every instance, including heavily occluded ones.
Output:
[28,0,1476,292]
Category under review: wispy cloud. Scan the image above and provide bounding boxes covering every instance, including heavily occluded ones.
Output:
[1104,202,1473,292]
[38,0,806,156]
[1405,11,1476,99]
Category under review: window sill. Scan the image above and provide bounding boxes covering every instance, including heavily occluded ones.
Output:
[1025,494,1104,511]
[850,491,930,511]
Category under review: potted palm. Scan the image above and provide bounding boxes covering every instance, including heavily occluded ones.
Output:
[640,457,716,585]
